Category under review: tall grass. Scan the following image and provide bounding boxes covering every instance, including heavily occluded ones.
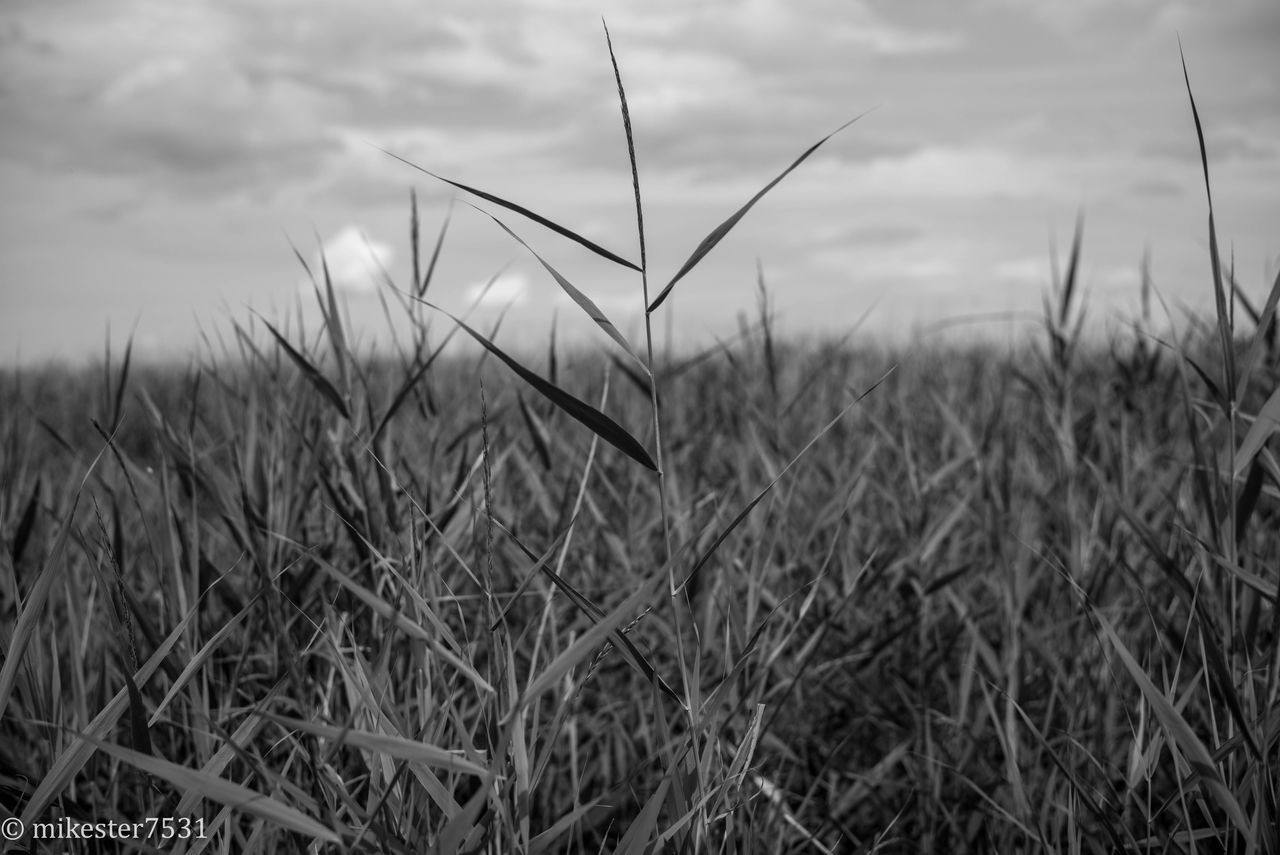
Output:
[1,32,1277,854]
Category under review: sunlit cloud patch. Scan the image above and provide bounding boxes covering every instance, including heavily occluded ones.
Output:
[306,226,395,296]
[463,271,531,308]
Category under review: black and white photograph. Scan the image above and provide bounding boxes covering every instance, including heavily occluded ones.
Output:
[1,1,1277,851]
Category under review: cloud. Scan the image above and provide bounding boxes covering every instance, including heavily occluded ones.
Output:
[306,226,395,296]
[463,271,530,308]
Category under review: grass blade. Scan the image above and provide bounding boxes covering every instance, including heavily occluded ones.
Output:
[421,195,453,298]
[1181,42,1235,397]
[1059,212,1084,331]
[604,18,646,276]
[474,205,649,374]
[317,244,352,406]
[420,302,657,471]
[259,317,351,421]
[378,148,640,272]
[613,777,670,855]
[648,110,870,313]
[262,714,489,777]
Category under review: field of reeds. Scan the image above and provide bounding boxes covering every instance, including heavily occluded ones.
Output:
[1,36,1278,854]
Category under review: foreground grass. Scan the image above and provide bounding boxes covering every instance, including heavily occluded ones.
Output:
[1,313,1277,853]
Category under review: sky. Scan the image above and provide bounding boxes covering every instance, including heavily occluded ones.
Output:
[1,0,1277,366]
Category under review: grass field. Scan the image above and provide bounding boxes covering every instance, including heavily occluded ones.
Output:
[2,38,1278,855]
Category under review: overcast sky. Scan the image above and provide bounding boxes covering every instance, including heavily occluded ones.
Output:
[1,0,1277,365]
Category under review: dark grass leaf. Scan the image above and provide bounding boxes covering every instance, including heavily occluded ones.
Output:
[111,330,135,432]
[288,237,316,288]
[318,246,352,405]
[1182,353,1226,415]
[419,195,454,298]
[474,206,649,373]
[378,148,641,273]
[1059,212,1084,329]
[548,312,559,386]
[411,187,420,294]
[648,110,870,313]
[122,671,152,756]
[420,302,657,471]
[1181,43,1235,397]
[604,19,647,274]
[259,317,351,421]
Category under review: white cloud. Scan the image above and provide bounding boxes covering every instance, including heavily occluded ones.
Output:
[463,271,530,308]
[308,226,395,296]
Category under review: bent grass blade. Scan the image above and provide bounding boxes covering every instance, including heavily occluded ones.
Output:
[258,316,351,421]
[473,205,649,375]
[419,302,658,471]
[378,147,641,273]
